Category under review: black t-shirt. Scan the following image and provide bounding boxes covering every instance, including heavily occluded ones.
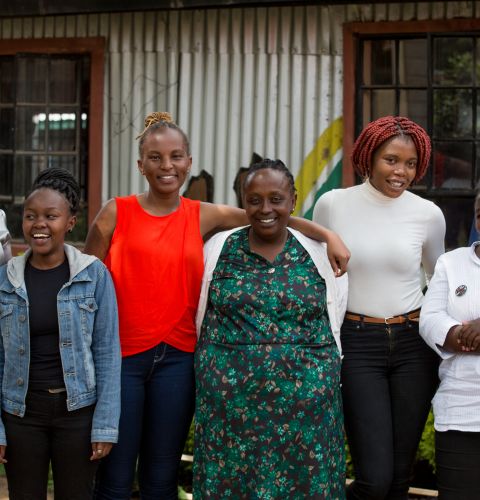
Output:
[25,258,69,390]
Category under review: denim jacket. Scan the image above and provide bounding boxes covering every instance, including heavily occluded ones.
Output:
[0,244,121,446]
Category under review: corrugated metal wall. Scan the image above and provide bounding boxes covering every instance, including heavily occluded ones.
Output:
[0,2,479,209]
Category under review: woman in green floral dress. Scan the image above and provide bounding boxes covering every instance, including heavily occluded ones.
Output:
[194,159,348,499]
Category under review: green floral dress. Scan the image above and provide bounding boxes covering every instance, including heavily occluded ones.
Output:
[194,228,345,499]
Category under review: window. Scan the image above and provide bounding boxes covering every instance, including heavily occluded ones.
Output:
[0,54,90,240]
[345,21,480,249]
[0,38,104,243]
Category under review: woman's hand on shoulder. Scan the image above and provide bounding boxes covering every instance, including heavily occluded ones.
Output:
[84,199,117,261]
[199,202,248,238]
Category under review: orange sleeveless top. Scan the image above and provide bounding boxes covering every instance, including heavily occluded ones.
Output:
[105,195,204,356]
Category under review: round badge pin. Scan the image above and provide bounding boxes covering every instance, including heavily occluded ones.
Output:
[455,285,467,297]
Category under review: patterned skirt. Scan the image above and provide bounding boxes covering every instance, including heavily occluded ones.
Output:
[193,340,345,499]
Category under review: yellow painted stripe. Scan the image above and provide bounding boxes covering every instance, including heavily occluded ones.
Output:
[293,116,343,215]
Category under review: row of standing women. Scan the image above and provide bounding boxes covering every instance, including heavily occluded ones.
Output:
[0,111,349,499]
[0,112,478,499]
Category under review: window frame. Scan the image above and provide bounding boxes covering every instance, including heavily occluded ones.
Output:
[343,18,480,188]
[0,37,105,237]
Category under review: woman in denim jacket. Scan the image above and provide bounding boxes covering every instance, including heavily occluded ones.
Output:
[0,168,121,499]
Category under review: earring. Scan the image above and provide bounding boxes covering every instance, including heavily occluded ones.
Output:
[68,228,73,233]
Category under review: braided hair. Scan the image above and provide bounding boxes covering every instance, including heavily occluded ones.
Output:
[30,167,80,215]
[244,158,296,194]
[137,111,190,157]
[351,116,431,182]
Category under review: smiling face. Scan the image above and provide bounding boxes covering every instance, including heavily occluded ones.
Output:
[243,168,296,243]
[137,128,192,196]
[23,187,76,268]
[369,136,418,198]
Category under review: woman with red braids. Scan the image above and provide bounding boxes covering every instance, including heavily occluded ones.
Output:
[314,116,445,500]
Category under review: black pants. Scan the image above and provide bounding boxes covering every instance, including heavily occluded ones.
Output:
[3,389,98,500]
[341,319,439,500]
[436,430,480,500]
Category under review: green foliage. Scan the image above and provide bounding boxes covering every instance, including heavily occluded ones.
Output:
[416,410,436,471]
[345,441,354,478]
[183,421,194,455]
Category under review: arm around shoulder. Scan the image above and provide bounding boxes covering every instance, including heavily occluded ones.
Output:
[84,199,117,261]
[199,202,248,239]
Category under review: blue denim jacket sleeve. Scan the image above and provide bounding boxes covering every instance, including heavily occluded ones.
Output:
[0,311,6,446]
[90,263,121,443]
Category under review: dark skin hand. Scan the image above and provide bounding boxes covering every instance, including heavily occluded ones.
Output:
[457,319,480,352]
[443,323,480,353]
[90,442,113,461]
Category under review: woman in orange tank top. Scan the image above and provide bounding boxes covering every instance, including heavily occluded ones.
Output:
[85,112,350,499]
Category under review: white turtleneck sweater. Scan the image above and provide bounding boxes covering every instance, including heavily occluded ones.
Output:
[313,180,446,317]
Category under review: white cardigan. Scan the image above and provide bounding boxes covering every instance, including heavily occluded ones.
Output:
[195,227,348,354]
[420,243,480,431]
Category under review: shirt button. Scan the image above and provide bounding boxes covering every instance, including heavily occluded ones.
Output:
[17,378,24,386]
[19,315,26,322]
[19,348,25,355]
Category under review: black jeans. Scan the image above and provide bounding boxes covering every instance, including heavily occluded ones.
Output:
[3,389,98,500]
[341,318,439,500]
[436,430,480,500]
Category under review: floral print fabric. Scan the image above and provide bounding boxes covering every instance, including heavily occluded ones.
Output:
[194,228,345,499]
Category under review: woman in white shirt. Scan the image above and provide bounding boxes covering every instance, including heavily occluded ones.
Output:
[420,194,480,500]
[314,116,445,500]
[0,209,12,265]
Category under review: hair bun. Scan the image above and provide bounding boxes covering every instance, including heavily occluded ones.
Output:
[144,111,174,129]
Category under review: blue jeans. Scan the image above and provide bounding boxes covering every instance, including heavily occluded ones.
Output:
[341,319,439,500]
[94,342,195,500]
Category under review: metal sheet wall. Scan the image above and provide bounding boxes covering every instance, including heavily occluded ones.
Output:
[1,1,479,209]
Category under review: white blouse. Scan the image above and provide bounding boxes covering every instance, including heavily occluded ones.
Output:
[420,243,480,432]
